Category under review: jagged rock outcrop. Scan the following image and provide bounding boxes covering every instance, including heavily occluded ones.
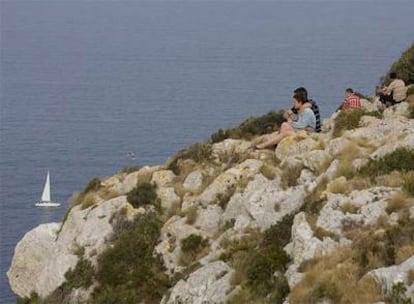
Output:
[8,196,138,298]
[161,261,234,304]
[8,94,414,303]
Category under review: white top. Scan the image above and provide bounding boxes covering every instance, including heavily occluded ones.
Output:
[387,79,407,102]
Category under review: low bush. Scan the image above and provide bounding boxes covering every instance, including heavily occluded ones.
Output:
[120,166,141,174]
[210,110,285,143]
[181,234,208,253]
[91,212,169,304]
[381,43,414,86]
[167,143,212,175]
[226,218,292,303]
[127,182,159,209]
[333,109,382,137]
[357,148,414,178]
[70,177,102,207]
[64,257,95,289]
[179,234,209,266]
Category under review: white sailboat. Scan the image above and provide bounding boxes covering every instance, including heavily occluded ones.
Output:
[35,171,60,207]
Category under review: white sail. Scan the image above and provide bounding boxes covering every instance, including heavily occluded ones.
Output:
[41,171,51,202]
[35,171,59,207]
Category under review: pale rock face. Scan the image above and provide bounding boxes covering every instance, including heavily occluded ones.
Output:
[196,159,262,207]
[183,170,204,193]
[8,197,134,298]
[193,205,223,237]
[7,223,71,298]
[119,165,161,194]
[157,187,181,212]
[298,169,316,186]
[326,137,352,157]
[161,261,234,304]
[348,118,412,150]
[316,188,396,235]
[367,255,414,298]
[370,131,414,160]
[301,149,331,173]
[155,216,191,273]
[361,98,379,112]
[152,170,177,187]
[383,102,410,119]
[275,135,319,163]
[410,206,414,220]
[223,174,305,231]
[285,213,340,288]
[211,139,252,163]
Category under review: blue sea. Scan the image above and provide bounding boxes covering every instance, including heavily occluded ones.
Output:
[1,1,413,302]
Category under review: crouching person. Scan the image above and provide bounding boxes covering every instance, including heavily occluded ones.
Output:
[256,92,316,149]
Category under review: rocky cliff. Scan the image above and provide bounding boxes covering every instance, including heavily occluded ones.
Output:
[8,95,414,304]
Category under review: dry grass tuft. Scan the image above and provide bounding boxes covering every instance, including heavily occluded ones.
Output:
[327,177,351,194]
[289,247,383,304]
[395,245,414,264]
[80,192,98,209]
[375,171,404,188]
[341,201,359,214]
[185,206,198,225]
[386,192,414,214]
[281,163,304,189]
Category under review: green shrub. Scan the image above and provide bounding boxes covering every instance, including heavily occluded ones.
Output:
[262,215,294,248]
[387,282,413,304]
[120,166,141,174]
[167,143,212,174]
[357,148,414,178]
[381,43,414,86]
[92,212,169,303]
[64,257,95,289]
[181,234,208,253]
[210,110,285,143]
[333,109,382,137]
[245,244,290,298]
[127,182,159,209]
[82,177,102,194]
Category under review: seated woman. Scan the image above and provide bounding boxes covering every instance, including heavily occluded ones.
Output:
[256,92,316,149]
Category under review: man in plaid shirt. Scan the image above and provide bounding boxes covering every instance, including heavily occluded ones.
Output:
[337,88,361,111]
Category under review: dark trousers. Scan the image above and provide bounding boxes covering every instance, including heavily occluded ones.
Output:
[379,93,399,106]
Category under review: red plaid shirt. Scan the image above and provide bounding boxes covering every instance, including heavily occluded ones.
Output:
[342,93,362,110]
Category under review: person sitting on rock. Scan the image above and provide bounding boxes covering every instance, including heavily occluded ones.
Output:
[336,88,362,111]
[379,72,407,107]
[283,87,321,133]
[255,92,316,149]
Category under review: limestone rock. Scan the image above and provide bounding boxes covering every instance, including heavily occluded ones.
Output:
[118,165,161,194]
[7,223,77,298]
[196,159,262,207]
[183,170,204,193]
[367,255,414,297]
[361,98,378,112]
[316,187,396,236]
[161,261,234,304]
[157,187,181,212]
[275,134,319,163]
[223,174,305,231]
[152,170,177,187]
[211,139,252,163]
[8,196,136,298]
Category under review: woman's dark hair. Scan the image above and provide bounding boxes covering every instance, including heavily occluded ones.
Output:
[294,87,308,101]
[293,92,307,104]
[346,88,354,93]
[389,72,397,79]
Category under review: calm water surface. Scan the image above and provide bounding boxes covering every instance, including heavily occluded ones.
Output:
[1,1,414,302]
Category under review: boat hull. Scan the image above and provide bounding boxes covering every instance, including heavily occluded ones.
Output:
[35,201,60,207]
